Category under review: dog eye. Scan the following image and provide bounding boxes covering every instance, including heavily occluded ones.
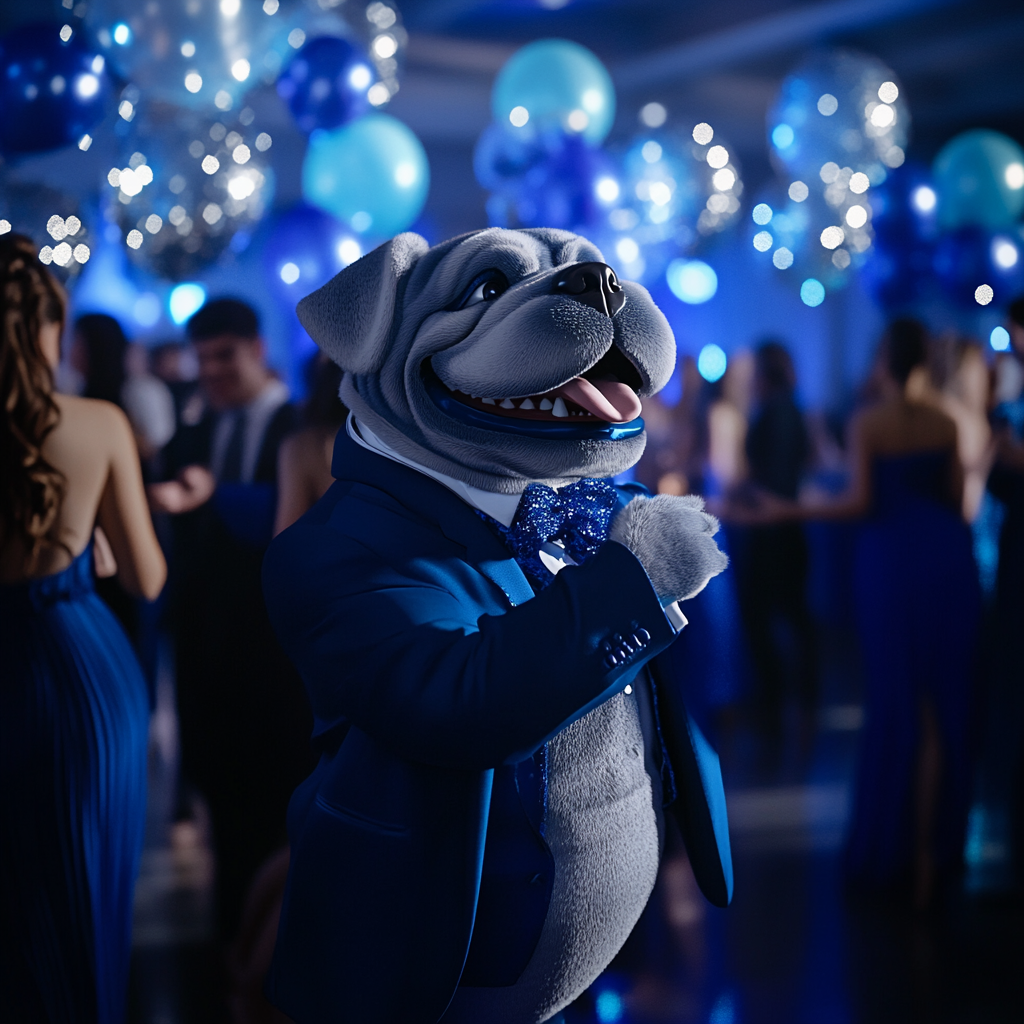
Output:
[459,270,509,309]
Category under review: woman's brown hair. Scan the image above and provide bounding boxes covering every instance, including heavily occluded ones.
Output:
[0,234,68,569]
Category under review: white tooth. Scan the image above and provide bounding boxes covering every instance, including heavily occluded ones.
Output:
[519,398,535,410]
[481,397,495,405]
[552,397,568,418]
[539,398,553,411]
[500,399,515,409]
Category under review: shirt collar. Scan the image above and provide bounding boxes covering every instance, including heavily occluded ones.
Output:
[346,414,524,527]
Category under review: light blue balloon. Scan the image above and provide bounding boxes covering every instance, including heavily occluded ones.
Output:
[302,114,430,237]
[492,39,615,145]
[933,129,1024,231]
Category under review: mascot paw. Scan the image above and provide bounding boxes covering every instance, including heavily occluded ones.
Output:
[609,494,729,603]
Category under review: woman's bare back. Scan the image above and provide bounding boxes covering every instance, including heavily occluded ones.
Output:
[858,396,958,459]
[0,394,166,597]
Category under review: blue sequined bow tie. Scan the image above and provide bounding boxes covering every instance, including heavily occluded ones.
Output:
[483,478,620,590]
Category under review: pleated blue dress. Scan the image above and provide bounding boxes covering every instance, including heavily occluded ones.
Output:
[0,543,148,1024]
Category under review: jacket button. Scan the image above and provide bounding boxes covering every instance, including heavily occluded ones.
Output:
[635,627,651,644]
[603,654,619,669]
[631,631,648,648]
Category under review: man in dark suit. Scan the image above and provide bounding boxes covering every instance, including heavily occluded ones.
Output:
[151,298,312,938]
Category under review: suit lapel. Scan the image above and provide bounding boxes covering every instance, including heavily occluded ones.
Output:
[335,430,535,608]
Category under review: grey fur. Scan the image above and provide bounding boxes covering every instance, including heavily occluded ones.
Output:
[609,494,730,603]
[441,692,660,1024]
[296,227,676,492]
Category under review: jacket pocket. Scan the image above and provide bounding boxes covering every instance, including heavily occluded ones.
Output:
[314,793,411,838]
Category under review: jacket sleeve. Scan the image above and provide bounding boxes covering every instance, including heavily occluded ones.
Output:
[262,498,676,771]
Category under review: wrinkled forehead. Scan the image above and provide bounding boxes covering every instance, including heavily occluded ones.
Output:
[405,227,606,307]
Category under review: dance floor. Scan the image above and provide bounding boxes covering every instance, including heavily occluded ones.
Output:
[127,627,1024,1024]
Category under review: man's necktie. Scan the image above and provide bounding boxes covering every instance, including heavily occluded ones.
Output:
[220,409,247,483]
[482,478,621,590]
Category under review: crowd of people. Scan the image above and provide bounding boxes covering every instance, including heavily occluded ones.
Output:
[3,222,1024,1020]
[637,302,1024,912]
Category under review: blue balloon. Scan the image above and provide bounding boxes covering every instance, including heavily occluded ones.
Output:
[860,162,939,309]
[933,226,1024,309]
[264,203,361,304]
[0,22,112,155]
[492,39,615,145]
[475,125,617,237]
[302,114,429,237]
[933,129,1024,231]
[277,36,375,134]
[473,121,550,196]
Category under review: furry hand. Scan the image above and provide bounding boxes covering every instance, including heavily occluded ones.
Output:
[609,494,729,604]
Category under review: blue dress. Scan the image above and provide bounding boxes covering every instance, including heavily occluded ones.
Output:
[847,451,981,885]
[0,544,148,1024]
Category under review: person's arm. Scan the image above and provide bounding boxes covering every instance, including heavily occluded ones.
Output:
[263,518,675,772]
[147,465,216,515]
[798,412,873,520]
[96,405,167,600]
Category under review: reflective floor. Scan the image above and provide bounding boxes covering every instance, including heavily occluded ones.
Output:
[127,627,1024,1024]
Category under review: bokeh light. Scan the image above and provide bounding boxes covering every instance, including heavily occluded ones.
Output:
[800,278,826,305]
[697,343,727,382]
[169,282,206,324]
[667,258,718,304]
[990,326,1011,351]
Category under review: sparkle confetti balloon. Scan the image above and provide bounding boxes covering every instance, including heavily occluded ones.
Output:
[768,49,909,186]
[111,101,274,280]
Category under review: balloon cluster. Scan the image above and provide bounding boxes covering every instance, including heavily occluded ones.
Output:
[475,41,742,288]
[475,40,617,236]
[865,131,1024,311]
[754,49,909,303]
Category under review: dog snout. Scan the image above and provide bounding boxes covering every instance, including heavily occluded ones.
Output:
[552,262,626,318]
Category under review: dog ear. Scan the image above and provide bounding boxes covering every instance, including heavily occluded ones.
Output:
[296,232,430,374]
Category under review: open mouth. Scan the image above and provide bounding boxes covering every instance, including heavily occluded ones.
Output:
[425,346,647,441]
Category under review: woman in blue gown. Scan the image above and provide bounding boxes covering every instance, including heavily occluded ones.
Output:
[0,236,167,1022]
[805,320,981,907]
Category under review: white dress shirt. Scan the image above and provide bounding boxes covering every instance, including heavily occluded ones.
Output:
[210,378,290,484]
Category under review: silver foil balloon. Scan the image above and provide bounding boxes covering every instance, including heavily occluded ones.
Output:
[109,100,274,280]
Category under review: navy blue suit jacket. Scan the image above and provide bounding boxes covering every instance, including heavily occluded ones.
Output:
[262,429,732,1024]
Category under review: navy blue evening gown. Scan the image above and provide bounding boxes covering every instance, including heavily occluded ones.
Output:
[0,544,148,1024]
[847,451,981,886]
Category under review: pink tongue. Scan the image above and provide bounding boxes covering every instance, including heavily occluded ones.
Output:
[557,377,642,423]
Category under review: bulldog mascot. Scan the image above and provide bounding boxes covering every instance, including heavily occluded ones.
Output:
[262,227,732,1024]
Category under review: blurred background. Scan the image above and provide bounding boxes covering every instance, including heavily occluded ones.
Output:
[2,0,1023,1022]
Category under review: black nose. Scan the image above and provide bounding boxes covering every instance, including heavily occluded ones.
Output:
[552,262,626,317]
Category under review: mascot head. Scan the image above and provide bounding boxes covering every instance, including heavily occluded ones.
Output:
[298,227,676,492]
